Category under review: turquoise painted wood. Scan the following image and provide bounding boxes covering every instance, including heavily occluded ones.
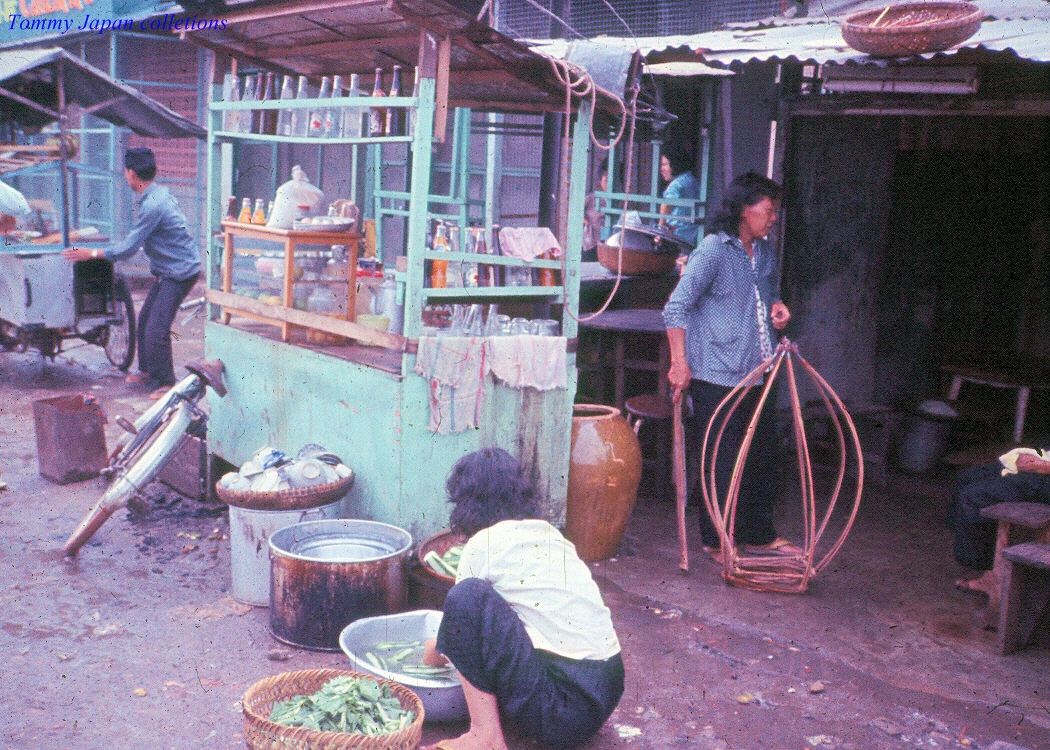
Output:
[205,66,593,540]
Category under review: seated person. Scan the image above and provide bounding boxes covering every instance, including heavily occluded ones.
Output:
[423,447,624,750]
[0,179,31,236]
[582,156,610,262]
[947,439,1050,594]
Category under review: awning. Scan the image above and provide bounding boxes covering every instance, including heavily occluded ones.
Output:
[526,6,1050,71]
[0,47,207,139]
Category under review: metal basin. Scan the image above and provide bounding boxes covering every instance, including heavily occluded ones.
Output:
[269,519,413,651]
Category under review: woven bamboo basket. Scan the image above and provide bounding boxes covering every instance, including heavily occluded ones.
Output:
[242,668,424,750]
[597,243,677,276]
[415,529,468,586]
[841,2,982,57]
[216,472,355,511]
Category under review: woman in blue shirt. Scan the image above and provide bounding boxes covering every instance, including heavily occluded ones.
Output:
[663,172,800,561]
[658,142,700,247]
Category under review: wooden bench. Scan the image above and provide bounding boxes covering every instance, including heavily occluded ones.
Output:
[979,502,1050,630]
[998,541,1050,654]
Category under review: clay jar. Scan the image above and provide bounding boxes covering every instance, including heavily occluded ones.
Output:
[565,403,643,562]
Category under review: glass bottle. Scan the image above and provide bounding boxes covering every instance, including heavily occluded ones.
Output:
[309,76,332,137]
[290,75,309,137]
[430,220,449,289]
[340,73,366,139]
[369,68,386,137]
[237,197,252,223]
[385,65,404,136]
[239,73,257,134]
[225,196,237,221]
[252,198,266,224]
[326,76,343,138]
[221,73,240,132]
[259,72,278,135]
[276,74,296,137]
[474,224,496,287]
[250,73,266,134]
[446,223,463,288]
[458,223,477,287]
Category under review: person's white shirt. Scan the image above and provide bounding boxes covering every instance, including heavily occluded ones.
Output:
[456,518,621,660]
[0,180,31,234]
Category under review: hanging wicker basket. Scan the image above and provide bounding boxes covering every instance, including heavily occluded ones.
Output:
[841,2,983,57]
[242,668,424,750]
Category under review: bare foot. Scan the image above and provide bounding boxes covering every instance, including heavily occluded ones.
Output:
[955,571,998,597]
[423,729,509,750]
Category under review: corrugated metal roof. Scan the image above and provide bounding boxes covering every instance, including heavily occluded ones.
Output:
[527,1,1050,69]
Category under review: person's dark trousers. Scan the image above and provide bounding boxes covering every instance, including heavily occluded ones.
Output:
[946,462,1050,570]
[688,378,780,549]
[436,578,624,750]
[137,274,198,387]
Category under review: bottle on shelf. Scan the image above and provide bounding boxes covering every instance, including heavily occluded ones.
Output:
[326,76,343,138]
[260,72,278,135]
[446,222,463,288]
[459,223,478,287]
[430,220,449,289]
[225,196,237,221]
[239,72,257,133]
[290,75,310,137]
[237,197,252,223]
[221,73,240,132]
[537,251,557,286]
[252,198,266,224]
[368,67,386,137]
[340,73,367,139]
[250,73,266,134]
[308,76,332,137]
[385,65,404,136]
[276,74,296,136]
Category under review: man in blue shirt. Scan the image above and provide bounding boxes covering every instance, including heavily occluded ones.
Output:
[64,148,200,396]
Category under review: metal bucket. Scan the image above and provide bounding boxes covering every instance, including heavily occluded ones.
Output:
[229,501,342,607]
[268,519,412,651]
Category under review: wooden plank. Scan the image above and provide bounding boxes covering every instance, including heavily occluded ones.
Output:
[981,502,1050,530]
[1003,541,1050,571]
[207,288,408,351]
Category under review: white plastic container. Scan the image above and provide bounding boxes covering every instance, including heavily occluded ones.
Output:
[229,500,341,606]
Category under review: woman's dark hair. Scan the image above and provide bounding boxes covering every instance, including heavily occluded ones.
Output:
[707,171,782,236]
[662,142,694,178]
[446,447,543,536]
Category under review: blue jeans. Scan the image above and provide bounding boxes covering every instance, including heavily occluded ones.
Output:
[437,578,624,749]
[137,274,197,386]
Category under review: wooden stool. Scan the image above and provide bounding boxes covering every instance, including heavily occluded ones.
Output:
[625,393,674,501]
[998,542,1050,654]
[979,502,1050,629]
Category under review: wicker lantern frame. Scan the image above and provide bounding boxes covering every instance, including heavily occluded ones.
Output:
[701,339,863,594]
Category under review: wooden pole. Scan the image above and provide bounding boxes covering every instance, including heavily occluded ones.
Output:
[672,391,689,571]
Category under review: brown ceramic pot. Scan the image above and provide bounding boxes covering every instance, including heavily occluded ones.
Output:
[565,403,643,562]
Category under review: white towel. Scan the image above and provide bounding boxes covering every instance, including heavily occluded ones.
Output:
[486,336,567,391]
[498,226,561,262]
[414,336,486,434]
[999,447,1050,475]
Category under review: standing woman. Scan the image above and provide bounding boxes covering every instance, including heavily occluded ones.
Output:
[658,141,700,247]
[662,172,800,560]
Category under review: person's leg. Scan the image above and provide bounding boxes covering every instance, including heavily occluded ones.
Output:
[948,463,1028,570]
[134,280,159,380]
[139,275,197,387]
[688,380,731,550]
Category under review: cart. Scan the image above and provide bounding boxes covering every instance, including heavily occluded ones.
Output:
[0,48,205,365]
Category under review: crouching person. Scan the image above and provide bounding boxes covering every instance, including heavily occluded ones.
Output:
[423,447,625,750]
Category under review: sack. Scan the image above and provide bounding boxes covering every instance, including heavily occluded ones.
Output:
[266,165,324,229]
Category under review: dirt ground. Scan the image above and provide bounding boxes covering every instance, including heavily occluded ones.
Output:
[1,285,1049,750]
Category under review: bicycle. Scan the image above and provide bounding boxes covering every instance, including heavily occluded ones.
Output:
[63,359,227,556]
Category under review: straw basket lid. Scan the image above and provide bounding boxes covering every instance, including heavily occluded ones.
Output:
[216,472,355,511]
[242,668,424,750]
[841,2,983,58]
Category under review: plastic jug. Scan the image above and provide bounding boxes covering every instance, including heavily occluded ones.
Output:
[267,165,324,229]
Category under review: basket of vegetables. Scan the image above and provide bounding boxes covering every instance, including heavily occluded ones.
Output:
[242,668,424,750]
[416,530,467,585]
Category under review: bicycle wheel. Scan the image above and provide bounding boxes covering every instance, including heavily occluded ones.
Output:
[105,276,136,371]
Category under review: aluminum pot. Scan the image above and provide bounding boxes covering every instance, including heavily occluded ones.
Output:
[268,519,413,651]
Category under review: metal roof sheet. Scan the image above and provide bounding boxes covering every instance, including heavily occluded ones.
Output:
[527,1,1050,69]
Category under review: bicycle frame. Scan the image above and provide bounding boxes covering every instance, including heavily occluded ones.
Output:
[63,360,225,556]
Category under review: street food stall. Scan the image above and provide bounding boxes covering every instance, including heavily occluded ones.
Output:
[185,0,630,539]
[0,47,205,361]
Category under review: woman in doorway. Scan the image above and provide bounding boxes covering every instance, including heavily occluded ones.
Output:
[663,172,800,561]
[658,141,700,248]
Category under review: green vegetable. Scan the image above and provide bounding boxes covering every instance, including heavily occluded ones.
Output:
[423,545,463,578]
[269,675,414,734]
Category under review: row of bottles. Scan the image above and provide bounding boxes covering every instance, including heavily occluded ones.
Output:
[228,196,273,224]
[426,220,558,289]
[221,67,409,138]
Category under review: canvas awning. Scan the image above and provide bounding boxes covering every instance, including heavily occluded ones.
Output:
[0,47,206,139]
